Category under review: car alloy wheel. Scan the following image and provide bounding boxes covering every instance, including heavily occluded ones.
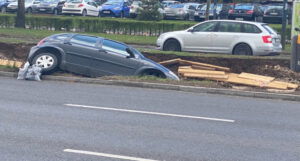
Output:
[163,39,181,51]
[32,53,58,73]
[233,43,253,55]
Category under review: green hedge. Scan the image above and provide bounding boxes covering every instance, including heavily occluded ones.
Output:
[0,14,292,39]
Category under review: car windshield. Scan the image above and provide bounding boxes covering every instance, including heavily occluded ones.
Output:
[235,4,254,10]
[66,0,82,3]
[169,4,184,8]
[104,0,122,5]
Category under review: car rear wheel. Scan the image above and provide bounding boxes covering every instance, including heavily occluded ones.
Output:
[233,43,253,56]
[1,7,6,13]
[163,39,181,51]
[32,53,59,74]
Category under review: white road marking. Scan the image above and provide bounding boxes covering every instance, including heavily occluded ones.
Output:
[63,149,160,161]
[64,104,235,123]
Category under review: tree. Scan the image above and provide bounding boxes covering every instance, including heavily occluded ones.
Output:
[15,0,25,28]
[137,0,163,21]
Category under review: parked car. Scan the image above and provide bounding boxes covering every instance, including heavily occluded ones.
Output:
[62,0,99,16]
[27,33,179,80]
[6,0,40,13]
[36,0,65,15]
[161,0,179,8]
[0,0,15,13]
[194,3,232,21]
[164,3,199,20]
[263,4,292,24]
[156,20,282,56]
[228,3,264,22]
[129,0,142,18]
[99,0,130,18]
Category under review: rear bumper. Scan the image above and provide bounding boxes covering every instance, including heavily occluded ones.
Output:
[62,8,82,14]
[229,14,253,20]
[254,44,282,56]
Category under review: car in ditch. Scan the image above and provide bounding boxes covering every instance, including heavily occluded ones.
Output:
[156,20,282,56]
[27,33,179,80]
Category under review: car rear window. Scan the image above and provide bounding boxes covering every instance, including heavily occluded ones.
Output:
[218,22,241,33]
[261,24,277,34]
[235,5,254,10]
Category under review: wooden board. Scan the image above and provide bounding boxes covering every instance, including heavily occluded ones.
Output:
[238,72,275,82]
[178,68,226,75]
[159,58,181,66]
[179,59,230,71]
[183,73,229,79]
[191,65,216,71]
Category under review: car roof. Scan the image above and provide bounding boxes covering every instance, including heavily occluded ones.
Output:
[204,20,266,26]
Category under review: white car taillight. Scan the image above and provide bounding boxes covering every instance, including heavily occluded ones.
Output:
[262,35,272,43]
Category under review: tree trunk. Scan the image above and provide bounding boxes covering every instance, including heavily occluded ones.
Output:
[205,0,211,21]
[15,0,25,28]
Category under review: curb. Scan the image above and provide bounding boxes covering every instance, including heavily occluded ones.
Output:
[1,71,300,102]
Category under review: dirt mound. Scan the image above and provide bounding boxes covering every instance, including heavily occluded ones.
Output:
[0,42,299,83]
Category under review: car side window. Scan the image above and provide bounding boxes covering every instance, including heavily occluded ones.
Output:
[70,35,98,47]
[193,22,218,32]
[218,22,241,33]
[242,24,262,33]
[102,39,129,56]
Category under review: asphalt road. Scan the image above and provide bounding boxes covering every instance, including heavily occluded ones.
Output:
[0,77,299,161]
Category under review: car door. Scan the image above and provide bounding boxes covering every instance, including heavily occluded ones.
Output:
[211,21,242,53]
[61,35,101,76]
[181,21,218,52]
[90,39,141,76]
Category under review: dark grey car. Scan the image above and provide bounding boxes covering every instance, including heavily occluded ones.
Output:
[27,33,179,80]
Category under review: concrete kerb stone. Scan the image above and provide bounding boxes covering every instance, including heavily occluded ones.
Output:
[1,71,300,102]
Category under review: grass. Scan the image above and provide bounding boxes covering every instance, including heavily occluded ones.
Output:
[0,28,291,60]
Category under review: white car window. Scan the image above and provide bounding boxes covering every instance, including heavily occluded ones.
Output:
[193,21,218,32]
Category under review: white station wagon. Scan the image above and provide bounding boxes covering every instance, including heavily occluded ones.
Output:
[156,20,282,56]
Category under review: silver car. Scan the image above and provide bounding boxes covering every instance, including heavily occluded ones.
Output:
[157,20,282,56]
[164,3,199,20]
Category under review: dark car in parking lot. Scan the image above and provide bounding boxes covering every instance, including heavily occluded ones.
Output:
[27,33,179,80]
[263,4,292,24]
[0,0,15,13]
[228,3,263,22]
[36,0,65,15]
[194,3,232,21]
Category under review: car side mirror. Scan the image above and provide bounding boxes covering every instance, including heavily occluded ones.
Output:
[126,48,135,58]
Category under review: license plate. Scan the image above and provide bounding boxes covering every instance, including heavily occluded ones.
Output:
[103,11,110,14]
[39,8,46,11]
[270,12,278,15]
[235,18,244,21]
[68,5,74,8]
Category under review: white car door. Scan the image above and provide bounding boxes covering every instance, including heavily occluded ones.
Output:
[181,21,218,52]
[85,0,98,16]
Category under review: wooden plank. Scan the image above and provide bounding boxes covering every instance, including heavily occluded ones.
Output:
[179,59,230,71]
[159,58,181,66]
[178,68,226,75]
[0,59,8,66]
[191,65,216,71]
[14,61,23,68]
[183,73,229,79]
[287,83,299,89]
[238,72,275,82]
[225,73,288,90]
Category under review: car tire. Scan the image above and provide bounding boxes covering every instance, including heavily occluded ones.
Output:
[233,43,253,56]
[141,69,165,78]
[82,9,87,17]
[32,52,59,74]
[1,7,6,13]
[27,7,32,14]
[163,39,181,52]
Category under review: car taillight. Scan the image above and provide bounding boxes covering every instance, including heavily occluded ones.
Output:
[246,10,254,14]
[229,9,233,13]
[37,38,46,46]
[262,35,272,43]
[78,3,84,7]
